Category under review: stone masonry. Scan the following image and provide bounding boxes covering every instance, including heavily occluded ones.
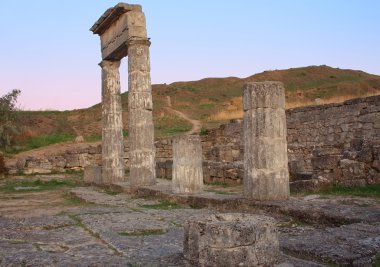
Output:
[172,135,204,194]
[127,30,156,186]
[243,82,289,200]
[99,60,125,183]
[6,95,380,191]
[91,3,155,185]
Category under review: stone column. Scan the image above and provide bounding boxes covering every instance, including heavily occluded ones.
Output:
[127,37,156,186]
[100,60,125,184]
[172,135,203,194]
[243,82,289,200]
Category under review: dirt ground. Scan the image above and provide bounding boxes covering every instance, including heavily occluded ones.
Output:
[0,175,379,266]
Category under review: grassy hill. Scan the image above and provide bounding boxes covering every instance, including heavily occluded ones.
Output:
[11,65,380,153]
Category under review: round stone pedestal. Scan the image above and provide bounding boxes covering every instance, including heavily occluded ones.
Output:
[184,213,279,267]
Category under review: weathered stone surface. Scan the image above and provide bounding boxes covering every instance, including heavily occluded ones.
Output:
[184,213,280,267]
[100,60,125,184]
[90,3,142,60]
[74,136,85,143]
[127,26,155,186]
[281,223,380,266]
[91,4,153,186]
[172,135,204,194]
[84,166,102,184]
[2,182,380,266]
[243,82,289,200]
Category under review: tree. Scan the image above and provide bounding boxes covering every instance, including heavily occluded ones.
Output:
[0,89,21,152]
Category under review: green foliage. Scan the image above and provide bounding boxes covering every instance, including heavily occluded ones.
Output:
[200,127,208,136]
[0,154,5,175]
[0,179,77,193]
[319,184,380,198]
[0,89,21,152]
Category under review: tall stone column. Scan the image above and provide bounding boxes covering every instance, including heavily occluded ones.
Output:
[243,82,289,200]
[127,37,156,186]
[100,60,125,184]
[172,135,204,194]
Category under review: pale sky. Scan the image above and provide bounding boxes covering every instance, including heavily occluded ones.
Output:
[1,0,379,111]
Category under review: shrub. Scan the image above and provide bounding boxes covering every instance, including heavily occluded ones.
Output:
[0,154,5,176]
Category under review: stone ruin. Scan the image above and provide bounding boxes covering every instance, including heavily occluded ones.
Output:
[243,82,290,200]
[91,3,155,186]
[90,3,291,201]
[87,3,293,265]
[2,3,380,266]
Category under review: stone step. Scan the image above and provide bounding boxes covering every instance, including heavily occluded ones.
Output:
[280,222,380,266]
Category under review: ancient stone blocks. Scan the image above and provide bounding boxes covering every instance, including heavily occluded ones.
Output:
[184,213,279,267]
[91,3,154,185]
[84,166,102,184]
[100,60,125,184]
[243,82,290,200]
[172,135,204,193]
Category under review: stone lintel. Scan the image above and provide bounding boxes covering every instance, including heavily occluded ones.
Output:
[90,3,142,35]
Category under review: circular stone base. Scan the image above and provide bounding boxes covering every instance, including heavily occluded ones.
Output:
[184,213,279,267]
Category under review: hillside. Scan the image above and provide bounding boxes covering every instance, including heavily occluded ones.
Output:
[12,65,380,153]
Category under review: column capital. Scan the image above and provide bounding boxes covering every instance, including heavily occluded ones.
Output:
[99,60,121,69]
[127,37,151,47]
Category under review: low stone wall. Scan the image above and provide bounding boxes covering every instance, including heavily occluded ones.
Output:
[6,95,380,190]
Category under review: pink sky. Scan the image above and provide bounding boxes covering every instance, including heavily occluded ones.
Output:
[1,0,379,111]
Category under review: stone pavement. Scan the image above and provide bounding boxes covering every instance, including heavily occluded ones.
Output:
[0,184,379,266]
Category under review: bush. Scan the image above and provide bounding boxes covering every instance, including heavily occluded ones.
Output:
[0,154,6,176]
[0,89,21,152]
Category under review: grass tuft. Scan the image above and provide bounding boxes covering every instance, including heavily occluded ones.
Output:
[141,200,180,210]
[0,179,77,193]
[118,229,165,236]
[318,184,380,198]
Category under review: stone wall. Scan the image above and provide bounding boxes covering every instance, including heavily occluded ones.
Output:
[6,95,380,190]
[156,95,380,188]
[287,95,380,188]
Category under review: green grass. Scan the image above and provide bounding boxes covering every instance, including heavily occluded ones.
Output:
[118,229,166,236]
[11,133,74,153]
[141,200,181,210]
[63,193,86,206]
[85,134,101,143]
[154,115,192,138]
[318,184,380,198]
[199,103,215,110]
[0,179,77,193]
